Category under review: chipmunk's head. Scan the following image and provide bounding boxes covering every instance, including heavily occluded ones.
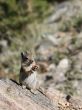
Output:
[21,51,33,65]
[21,51,39,71]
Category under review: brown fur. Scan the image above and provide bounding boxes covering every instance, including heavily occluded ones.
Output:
[19,51,38,83]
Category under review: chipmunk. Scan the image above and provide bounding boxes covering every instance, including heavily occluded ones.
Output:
[19,51,45,94]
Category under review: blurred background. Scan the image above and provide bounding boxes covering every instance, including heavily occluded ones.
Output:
[0,0,82,97]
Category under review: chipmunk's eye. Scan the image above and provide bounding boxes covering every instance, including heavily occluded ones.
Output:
[26,57,28,60]
[23,57,28,62]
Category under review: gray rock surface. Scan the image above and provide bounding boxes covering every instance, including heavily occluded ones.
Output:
[0,78,82,110]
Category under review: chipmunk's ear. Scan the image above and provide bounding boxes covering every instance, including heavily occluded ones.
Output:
[21,52,25,59]
[21,51,29,61]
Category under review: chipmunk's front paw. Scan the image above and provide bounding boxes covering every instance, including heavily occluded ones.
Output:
[30,89,38,95]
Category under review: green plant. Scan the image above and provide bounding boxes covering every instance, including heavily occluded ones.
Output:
[33,0,50,20]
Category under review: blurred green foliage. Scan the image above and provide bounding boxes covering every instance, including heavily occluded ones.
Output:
[0,0,51,74]
[0,0,28,32]
[33,0,49,20]
[0,0,51,32]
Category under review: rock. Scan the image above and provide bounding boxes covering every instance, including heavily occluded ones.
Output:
[0,78,82,110]
[0,40,8,53]
[56,58,70,74]
[54,58,70,82]
[74,52,82,73]
[45,0,81,24]
[42,32,72,48]
[72,80,82,97]
[0,79,56,110]
[47,63,56,72]
[75,33,82,49]
[45,4,67,23]
[41,33,61,46]
[35,32,72,62]
[35,34,55,61]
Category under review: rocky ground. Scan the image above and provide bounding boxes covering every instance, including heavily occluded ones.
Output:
[1,79,82,110]
[0,0,82,97]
